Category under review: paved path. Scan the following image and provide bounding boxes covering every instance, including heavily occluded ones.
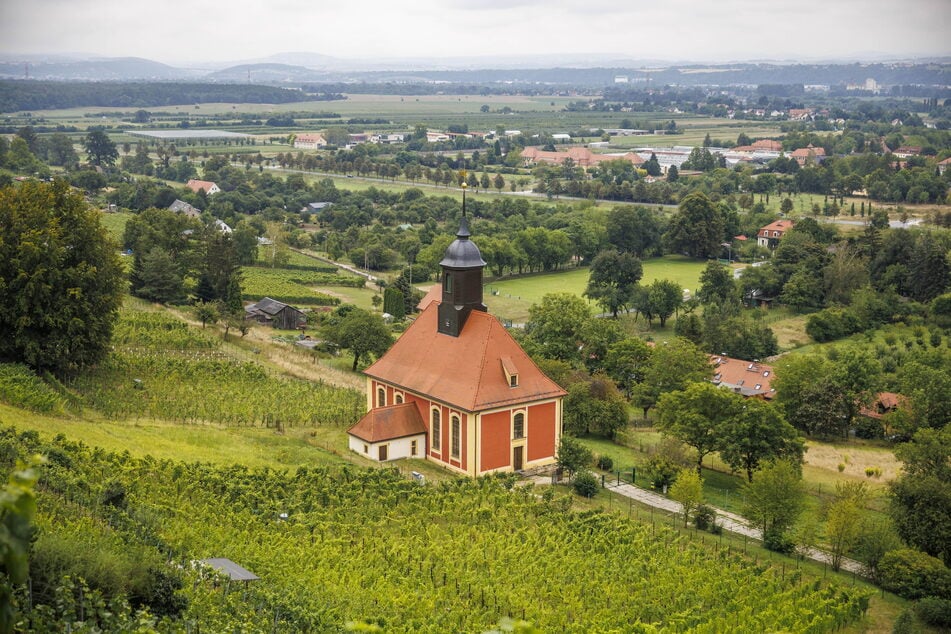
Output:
[595,480,867,575]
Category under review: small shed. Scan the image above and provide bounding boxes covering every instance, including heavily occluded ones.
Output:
[347,402,427,463]
[245,297,306,330]
[199,558,259,582]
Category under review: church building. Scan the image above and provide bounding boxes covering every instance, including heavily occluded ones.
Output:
[347,194,566,476]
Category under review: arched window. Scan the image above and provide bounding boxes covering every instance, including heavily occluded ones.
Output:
[377,387,386,407]
[450,415,461,459]
[513,412,525,439]
[431,409,441,451]
[395,393,403,404]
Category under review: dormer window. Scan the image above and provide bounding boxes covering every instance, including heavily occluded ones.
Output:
[501,356,519,388]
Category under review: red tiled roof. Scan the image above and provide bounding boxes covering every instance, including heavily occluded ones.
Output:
[186,179,218,193]
[752,139,782,151]
[759,220,794,236]
[365,303,566,412]
[859,392,907,419]
[416,285,441,312]
[710,355,775,398]
[347,402,426,442]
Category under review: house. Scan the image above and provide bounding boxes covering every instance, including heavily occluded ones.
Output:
[244,297,306,330]
[426,131,451,143]
[185,179,220,195]
[859,392,907,420]
[520,146,644,169]
[790,145,826,167]
[213,219,232,234]
[710,355,775,399]
[301,202,333,213]
[348,213,566,475]
[892,146,922,159]
[757,219,795,249]
[293,133,327,150]
[939,157,951,176]
[168,199,201,218]
[371,133,405,145]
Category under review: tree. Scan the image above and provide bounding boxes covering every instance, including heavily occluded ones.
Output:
[696,261,736,306]
[46,133,79,168]
[83,129,118,166]
[132,247,185,304]
[193,301,219,329]
[645,279,682,327]
[606,206,662,257]
[665,192,725,258]
[0,180,124,375]
[603,337,652,397]
[555,435,592,479]
[562,374,629,439]
[525,293,591,364]
[669,469,703,526]
[719,399,804,482]
[657,382,736,475]
[644,153,662,176]
[742,459,806,538]
[889,427,951,565]
[909,232,950,302]
[324,307,393,371]
[824,484,868,572]
[584,250,642,317]
[634,337,710,420]
[195,230,243,312]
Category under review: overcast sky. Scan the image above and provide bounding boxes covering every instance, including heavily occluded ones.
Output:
[1,0,949,66]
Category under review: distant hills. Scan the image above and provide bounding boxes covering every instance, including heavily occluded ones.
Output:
[0,52,947,87]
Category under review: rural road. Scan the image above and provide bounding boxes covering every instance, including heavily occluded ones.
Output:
[591,479,867,575]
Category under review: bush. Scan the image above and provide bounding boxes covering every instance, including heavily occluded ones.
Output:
[596,455,614,471]
[853,416,884,440]
[694,504,717,531]
[916,597,951,628]
[879,548,951,600]
[763,526,795,555]
[572,470,599,498]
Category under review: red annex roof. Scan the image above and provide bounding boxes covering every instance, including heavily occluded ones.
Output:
[759,219,794,236]
[365,303,566,412]
[348,402,426,442]
[416,285,441,312]
[186,179,218,194]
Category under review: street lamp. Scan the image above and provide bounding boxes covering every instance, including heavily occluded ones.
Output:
[721,242,732,263]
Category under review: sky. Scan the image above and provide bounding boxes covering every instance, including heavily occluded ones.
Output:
[1,0,949,66]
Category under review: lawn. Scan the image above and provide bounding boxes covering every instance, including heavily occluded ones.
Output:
[484,255,707,323]
[98,210,133,244]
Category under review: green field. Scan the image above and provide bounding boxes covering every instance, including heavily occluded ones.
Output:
[484,255,707,323]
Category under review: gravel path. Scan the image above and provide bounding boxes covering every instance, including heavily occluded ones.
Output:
[594,480,867,575]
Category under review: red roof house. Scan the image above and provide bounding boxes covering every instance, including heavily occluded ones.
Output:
[790,145,826,166]
[757,219,795,249]
[348,209,566,475]
[185,179,220,195]
[710,355,776,399]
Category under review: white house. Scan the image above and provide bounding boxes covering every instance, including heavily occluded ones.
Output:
[293,133,327,150]
[347,403,427,463]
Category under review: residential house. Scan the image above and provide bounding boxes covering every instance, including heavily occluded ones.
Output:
[168,199,201,218]
[790,145,826,167]
[293,133,327,150]
[757,219,795,249]
[859,392,907,420]
[710,355,775,399]
[939,157,951,176]
[892,146,922,159]
[348,215,566,474]
[185,179,220,195]
[244,297,306,330]
[426,131,451,143]
[520,146,644,169]
[301,202,333,213]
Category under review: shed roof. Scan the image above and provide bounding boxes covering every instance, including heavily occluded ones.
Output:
[200,558,259,581]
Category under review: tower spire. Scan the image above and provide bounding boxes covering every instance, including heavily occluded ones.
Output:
[438,179,486,337]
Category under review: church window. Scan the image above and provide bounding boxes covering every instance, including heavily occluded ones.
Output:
[450,415,461,459]
[513,412,525,439]
[431,409,441,451]
[395,393,403,404]
[377,387,386,407]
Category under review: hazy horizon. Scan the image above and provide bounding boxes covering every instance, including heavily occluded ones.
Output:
[2,0,949,68]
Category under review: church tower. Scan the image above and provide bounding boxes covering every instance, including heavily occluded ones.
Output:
[437,183,486,337]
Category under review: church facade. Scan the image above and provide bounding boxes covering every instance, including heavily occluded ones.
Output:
[347,206,566,476]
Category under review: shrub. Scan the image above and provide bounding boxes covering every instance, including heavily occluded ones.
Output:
[763,526,795,555]
[694,504,717,531]
[596,455,614,472]
[853,416,884,440]
[572,470,599,498]
[915,597,951,628]
[879,548,951,600]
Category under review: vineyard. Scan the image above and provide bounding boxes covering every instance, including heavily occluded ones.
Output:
[3,428,873,633]
[62,308,363,426]
[241,266,347,306]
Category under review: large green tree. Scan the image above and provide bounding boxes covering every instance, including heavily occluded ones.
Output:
[742,459,807,537]
[634,337,710,420]
[83,129,118,167]
[563,374,629,439]
[0,180,124,375]
[132,247,185,304]
[605,206,662,257]
[719,399,804,482]
[324,307,393,371]
[889,427,951,565]
[525,293,591,364]
[665,192,725,258]
[584,250,643,318]
[656,382,736,475]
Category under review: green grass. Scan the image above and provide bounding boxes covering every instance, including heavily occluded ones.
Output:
[98,210,133,244]
[485,255,707,323]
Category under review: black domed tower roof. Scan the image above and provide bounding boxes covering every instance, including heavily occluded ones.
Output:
[437,183,487,337]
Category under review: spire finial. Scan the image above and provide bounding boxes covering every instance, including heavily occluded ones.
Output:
[461,180,467,219]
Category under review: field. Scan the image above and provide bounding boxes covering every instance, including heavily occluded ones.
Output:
[484,255,707,323]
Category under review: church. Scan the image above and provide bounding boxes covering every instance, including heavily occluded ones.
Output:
[347,194,566,476]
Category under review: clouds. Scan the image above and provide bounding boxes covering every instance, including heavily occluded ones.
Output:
[0,0,947,65]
